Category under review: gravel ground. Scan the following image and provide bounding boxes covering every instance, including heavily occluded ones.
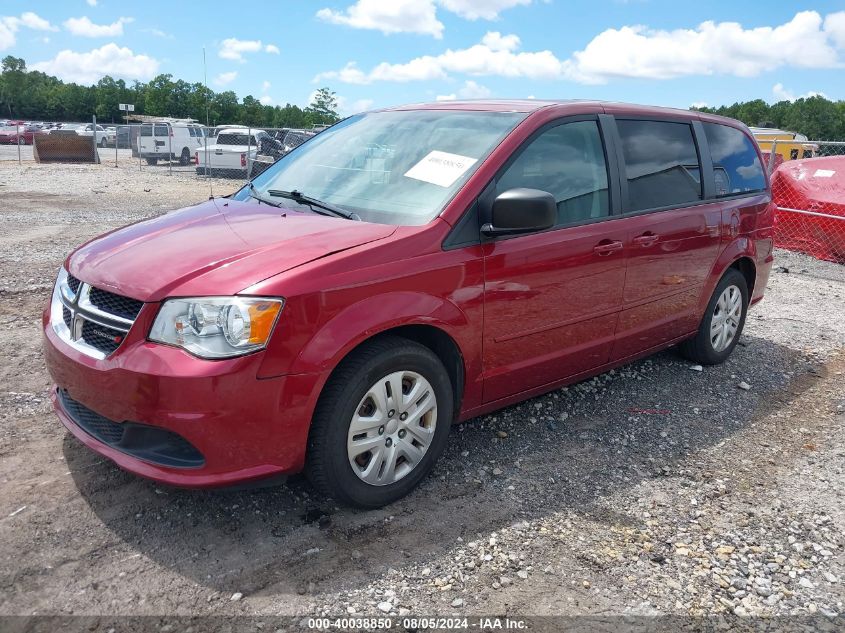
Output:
[1,161,844,623]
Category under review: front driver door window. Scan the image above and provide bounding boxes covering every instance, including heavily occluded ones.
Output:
[482,118,627,402]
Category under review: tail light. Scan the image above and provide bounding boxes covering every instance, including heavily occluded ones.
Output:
[194,152,198,165]
[240,153,246,167]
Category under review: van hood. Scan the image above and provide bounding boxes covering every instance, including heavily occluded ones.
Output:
[67,198,396,301]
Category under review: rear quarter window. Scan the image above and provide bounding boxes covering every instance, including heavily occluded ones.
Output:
[704,123,766,197]
[617,119,702,212]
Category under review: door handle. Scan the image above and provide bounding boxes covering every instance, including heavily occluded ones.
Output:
[593,240,623,255]
[632,233,659,247]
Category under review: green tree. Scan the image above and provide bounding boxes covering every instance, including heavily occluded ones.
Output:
[305,87,339,125]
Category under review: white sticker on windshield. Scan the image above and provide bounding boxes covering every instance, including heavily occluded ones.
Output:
[404,151,478,188]
[813,169,835,178]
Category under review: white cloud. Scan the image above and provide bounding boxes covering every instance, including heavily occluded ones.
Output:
[316,0,533,38]
[824,11,845,49]
[336,95,375,114]
[219,37,278,62]
[0,12,57,50]
[18,12,58,31]
[262,80,272,92]
[259,95,274,105]
[143,28,172,39]
[317,0,444,38]
[438,0,532,20]
[690,101,708,108]
[64,16,133,37]
[772,82,829,102]
[437,80,491,101]
[315,31,563,84]
[214,71,238,86]
[457,79,492,98]
[565,10,845,83]
[317,11,845,86]
[86,0,98,6]
[31,43,159,84]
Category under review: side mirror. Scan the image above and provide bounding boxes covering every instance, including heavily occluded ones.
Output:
[481,188,557,238]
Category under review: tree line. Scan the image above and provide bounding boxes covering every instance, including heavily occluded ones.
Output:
[693,97,845,141]
[0,56,339,129]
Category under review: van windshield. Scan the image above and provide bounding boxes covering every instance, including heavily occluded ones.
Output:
[239,110,525,226]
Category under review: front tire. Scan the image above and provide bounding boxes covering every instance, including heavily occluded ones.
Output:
[679,268,748,365]
[306,336,453,508]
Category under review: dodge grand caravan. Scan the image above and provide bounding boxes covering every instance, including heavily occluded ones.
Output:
[43,100,774,507]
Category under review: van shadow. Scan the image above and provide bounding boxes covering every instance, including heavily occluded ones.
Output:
[66,334,823,600]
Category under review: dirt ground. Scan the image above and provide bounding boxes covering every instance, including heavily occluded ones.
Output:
[1,161,844,625]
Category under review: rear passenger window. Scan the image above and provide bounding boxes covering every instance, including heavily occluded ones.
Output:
[704,123,766,197]
[497,120,610,225]
[154,124,168,136]
[617,120,702,212]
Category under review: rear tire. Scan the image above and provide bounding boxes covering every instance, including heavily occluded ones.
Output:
[306,336,453,508]
[679,268,748,365]
[99,138,107,148]
[179,148,190,166]
[145,157,157,165]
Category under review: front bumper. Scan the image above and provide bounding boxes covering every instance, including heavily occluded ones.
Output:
[43,308,321,488]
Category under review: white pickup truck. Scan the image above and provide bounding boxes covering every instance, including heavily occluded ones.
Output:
[195,128,283,177]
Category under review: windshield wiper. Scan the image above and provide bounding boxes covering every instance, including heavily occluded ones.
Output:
[267,189,360,221]
[247,182,283,208]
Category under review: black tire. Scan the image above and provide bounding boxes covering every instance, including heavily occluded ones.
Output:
[99,138,107,148]
[306,336,453,508]
[679,268,748,365]
[145,157,157,165]
[179,148,191,166]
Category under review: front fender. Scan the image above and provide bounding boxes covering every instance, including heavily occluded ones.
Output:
[291,291,472,376]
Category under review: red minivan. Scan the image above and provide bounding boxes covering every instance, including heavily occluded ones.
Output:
[43,100,774,507]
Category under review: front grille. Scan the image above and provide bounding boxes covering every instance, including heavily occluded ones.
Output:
[66,274,81,295]
[80,320,124,355]
[58,389,205,469]
[89,287,143,321]
[55,272,144,358]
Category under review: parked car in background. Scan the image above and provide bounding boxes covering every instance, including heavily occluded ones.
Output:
[44,100,774,508]
[0,124,39,144]
[115,125,131,149]
[138,119,206,165]
[103,127,118,147]
[272,128,316,154]
[76,124,109,147]
[205,124,247,144]
[195,127,282,177]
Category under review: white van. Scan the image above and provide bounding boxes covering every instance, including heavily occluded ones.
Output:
[138,120,207,165]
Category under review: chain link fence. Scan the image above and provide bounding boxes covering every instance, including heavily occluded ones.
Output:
[768,140,845,265]
[0,118,319,179]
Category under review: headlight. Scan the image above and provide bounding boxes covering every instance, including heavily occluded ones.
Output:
[149,297,283,359]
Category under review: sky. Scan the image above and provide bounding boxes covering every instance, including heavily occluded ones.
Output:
[2,0,845,115]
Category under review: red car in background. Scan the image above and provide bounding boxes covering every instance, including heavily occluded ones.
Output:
[0,125,38,144]
[43,100,774,508]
